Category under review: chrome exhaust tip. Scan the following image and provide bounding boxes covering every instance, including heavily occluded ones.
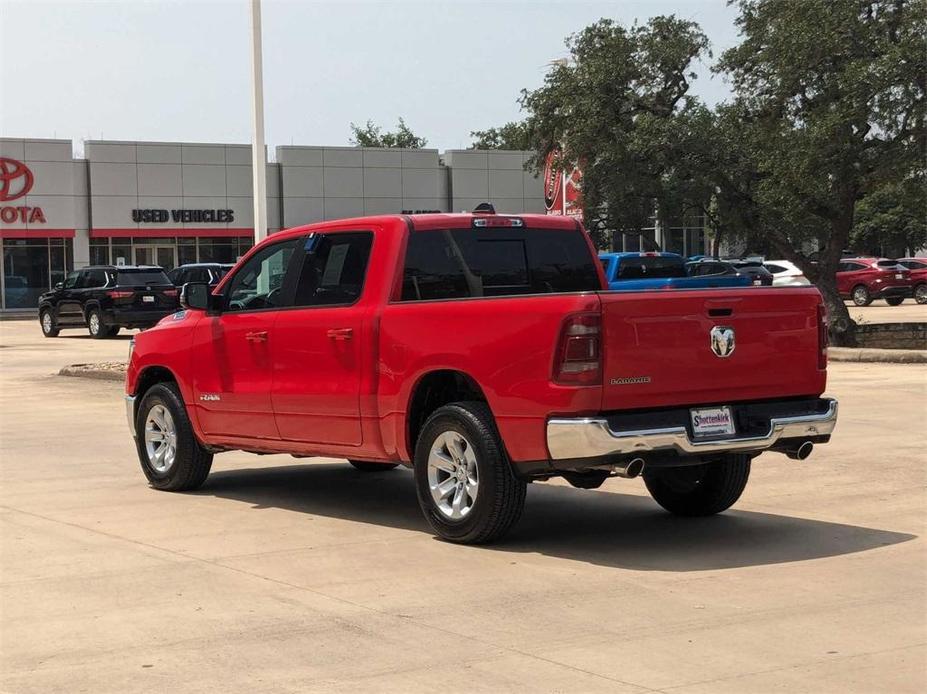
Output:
[613,457,645,479]
[786,441,814,460]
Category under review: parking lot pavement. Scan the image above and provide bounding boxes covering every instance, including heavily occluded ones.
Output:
[1,319,925,694]
[846,301,926,324]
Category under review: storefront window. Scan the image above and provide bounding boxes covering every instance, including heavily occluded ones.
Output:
[198,238,239,264]
[90,238,109,265]
[2,238,73,310]
[666,229,685,255]
[111,238,132,267]
[178,238,197,266]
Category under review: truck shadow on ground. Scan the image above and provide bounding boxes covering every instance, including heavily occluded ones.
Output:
[200,463,915,571]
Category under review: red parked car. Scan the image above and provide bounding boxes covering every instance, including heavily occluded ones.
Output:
[124,210,837,544]
[897,258,927,305]
[836,258,913,306]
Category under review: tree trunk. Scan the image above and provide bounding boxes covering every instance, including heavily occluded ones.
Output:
[815,273,857,347]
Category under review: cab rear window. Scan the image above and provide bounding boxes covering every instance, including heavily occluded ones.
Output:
[617,256,687,280]
[400,228,599,301]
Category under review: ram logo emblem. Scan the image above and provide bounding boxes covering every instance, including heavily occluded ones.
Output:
[710,326,736,358]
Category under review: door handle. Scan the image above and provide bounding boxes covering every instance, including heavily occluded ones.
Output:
[326,327,353,341]
[245,331,268,342]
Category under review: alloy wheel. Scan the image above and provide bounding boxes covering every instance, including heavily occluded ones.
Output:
[42,312,53,334]
[853,287,869,305]
[89,313,100,335]
[144,404,177,473]
[916,285,927,304]
[427,431,479,520]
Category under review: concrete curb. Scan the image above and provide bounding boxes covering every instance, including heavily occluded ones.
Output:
[828,347,927,364]
[58,365,126,382]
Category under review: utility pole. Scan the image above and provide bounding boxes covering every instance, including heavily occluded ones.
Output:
[249,0,268,243]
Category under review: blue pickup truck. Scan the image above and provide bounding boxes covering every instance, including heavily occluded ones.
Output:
[599,252,753,291]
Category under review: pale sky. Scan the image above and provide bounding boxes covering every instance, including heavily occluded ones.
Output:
[1,0,740,153]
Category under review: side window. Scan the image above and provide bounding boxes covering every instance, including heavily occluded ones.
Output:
[76,270,93,289]
[401,231,473,300]
[191,268,212,284]
[225,239,300,312]
[63,271,80,289]
[291,232,374,307]
[89,270,108,287]
[167,268,182,284]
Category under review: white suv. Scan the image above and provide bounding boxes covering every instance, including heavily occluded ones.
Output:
[764,260,810,287]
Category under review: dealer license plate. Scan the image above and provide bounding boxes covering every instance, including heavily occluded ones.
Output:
[142,295,155,303]
[691,406,736,437]
[895,273,903,279]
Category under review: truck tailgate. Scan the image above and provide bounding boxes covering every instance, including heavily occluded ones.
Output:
[599,288,825,410]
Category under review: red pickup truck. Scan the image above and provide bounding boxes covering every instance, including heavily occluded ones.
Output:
[125,211,838,544]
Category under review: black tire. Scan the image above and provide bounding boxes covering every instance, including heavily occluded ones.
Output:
[885,296,904,306]
[413,401,526,544]
[851,285,872,306]
[915,284,927,305]
[87,308,112,339]
[39,309,59,337]
[349,460,399,472]
[644,454,751,516]
[135,382,213,491]
[109,326,121,336]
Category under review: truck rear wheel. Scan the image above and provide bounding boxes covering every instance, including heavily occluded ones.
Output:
[644,454,751,516]
[349,460,399,472]
[413,401,526,544]
[135,382,213,491]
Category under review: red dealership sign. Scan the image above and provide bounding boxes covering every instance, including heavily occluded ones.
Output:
[543,149,583,221]
[0,157,46,224]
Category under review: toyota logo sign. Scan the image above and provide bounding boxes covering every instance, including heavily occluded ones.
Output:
[0,158,34,202]
[0,157,46,225]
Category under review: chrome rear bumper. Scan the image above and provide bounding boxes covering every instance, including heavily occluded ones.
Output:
[546,398,838,461]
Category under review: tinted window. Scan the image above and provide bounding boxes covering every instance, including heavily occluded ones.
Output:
[63,271,79,289]
[292,232,373,306]
[900,260,927,270]
[617,256,687,280]
[186,268,212,284]
[400,227,599,301]
[225,239,300,312]
[764,264,787,274]
[876,260,902,269]
[840,262,865,272]
[116,270,171,285]
[167,268,183,284]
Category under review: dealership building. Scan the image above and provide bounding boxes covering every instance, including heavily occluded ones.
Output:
[0,136,705,312]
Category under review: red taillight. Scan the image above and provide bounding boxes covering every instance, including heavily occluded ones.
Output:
[553,313,602,385]
[817,304,828,370]
[163,289,178,297]
[107,290,134,299]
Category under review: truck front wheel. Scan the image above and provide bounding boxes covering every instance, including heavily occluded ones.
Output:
[135,382,213,491]
[413,402,526,544]
[643,455,751,516]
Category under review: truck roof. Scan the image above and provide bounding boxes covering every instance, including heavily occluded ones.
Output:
[279,212,581,240]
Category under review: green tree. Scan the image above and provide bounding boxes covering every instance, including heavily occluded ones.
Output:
[851,173,927,256]
[716,0,926,342]
[349,118,427,148]
[469,121,533,150]
[518,16,712,246]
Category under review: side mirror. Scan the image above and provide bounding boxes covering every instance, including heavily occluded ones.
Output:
[180,282,215,311]
[55,282,63,290]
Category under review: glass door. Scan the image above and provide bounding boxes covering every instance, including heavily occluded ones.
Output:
[134,245,176,271]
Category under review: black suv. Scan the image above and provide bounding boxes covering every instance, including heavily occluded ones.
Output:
[167,263,233,287]
[38,265,179,338]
